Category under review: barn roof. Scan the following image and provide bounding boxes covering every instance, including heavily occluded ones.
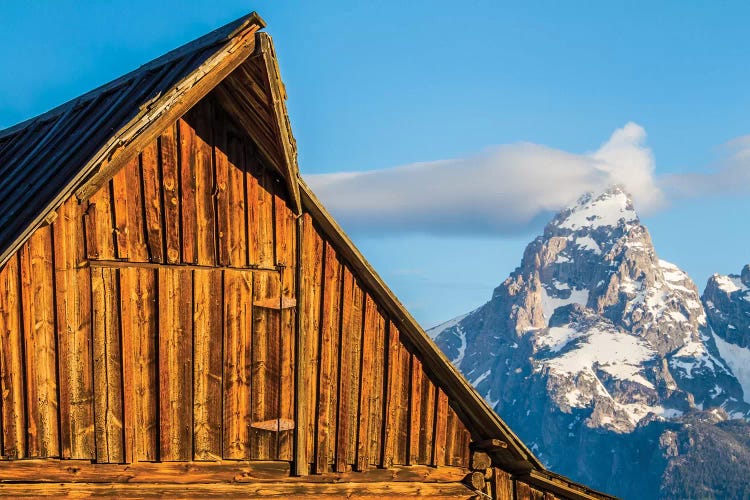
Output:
[0,12,300,268]
[0,12,613,499]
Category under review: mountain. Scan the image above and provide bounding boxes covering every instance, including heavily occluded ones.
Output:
[430,187,750,499]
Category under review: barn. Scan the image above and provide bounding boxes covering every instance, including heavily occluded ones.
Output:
[0,12,615,499]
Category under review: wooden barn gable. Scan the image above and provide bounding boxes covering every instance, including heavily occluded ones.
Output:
[0,11,614,499]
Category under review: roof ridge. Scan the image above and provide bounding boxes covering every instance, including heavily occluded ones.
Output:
[0,12,265,140]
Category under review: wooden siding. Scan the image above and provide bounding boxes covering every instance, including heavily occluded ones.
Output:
[0,96,472,473]
[297,213,472,472]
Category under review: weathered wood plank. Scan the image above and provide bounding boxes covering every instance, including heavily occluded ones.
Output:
[382,322,400,468]
[20,227,59,458]
[111,165,130,260]
[0,481,473,498]
[214,112,231,267]
[178,118,197,264]
[516,481,532,500]
[275,189,296,461]
[160,125,181,264]
[247,160,274,268]
[188,101,216,266]
[53,198,94,459]
[0,255,26,458]
[85,183,115,260]
[0,459,291,483]
[226,128,248,267]
[433,388,449,467]
[0,460,469,484]
[357,294,377,471]
[223,269,252,459]
[419,373,436,464]
[91,267,123,463]
[125,155,149,262]
[118,269,135,464]
[316,242,341,473]
[408,355,422,465]
[369,303,386,468]
[193,269,223,460]
[337,265,362,472]
[493,468,514,500]
[251,272,281,460]
[298,215,322,471]
[158,268,193,461]
[445,405,459,467]
[120,268,158,461]
[141,141,164,263]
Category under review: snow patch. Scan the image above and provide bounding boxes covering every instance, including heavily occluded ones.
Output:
[558,191,637,230]
[713,334,750,404]
[540,286,589,323]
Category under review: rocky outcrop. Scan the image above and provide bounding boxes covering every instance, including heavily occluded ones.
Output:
[429,187,750,498]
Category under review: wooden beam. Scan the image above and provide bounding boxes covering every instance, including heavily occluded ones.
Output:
[0,460,290,483]
[0,481,474,498]
[256,33,302,215]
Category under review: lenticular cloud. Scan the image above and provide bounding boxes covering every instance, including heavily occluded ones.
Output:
[305,123,664,236]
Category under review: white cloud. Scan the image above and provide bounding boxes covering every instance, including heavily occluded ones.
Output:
[661,134,750,198]
[306,122,664,236]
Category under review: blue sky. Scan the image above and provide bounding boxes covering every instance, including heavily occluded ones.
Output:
[2,1,749,326]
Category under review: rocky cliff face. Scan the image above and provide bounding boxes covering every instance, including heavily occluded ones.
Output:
[430,187,750,498]
[703,265,750,414]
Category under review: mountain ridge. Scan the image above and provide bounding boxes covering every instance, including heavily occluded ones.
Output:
[430,186,750,498]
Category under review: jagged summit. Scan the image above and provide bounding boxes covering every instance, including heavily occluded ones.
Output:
[429,188,750,497]
[548,185,639,234]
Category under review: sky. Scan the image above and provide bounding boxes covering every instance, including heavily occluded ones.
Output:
[1,1,749,327]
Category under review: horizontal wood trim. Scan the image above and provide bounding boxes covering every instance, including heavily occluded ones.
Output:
[0,460,290,483]
[0,481,473,498]
[89,259,280,274]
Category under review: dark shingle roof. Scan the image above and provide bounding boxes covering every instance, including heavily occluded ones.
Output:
[0,12,264,262]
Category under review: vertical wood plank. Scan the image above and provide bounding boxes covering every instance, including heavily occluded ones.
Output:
[419,374,436,464]
[247,160,274,268]
[85,183,115,261]
[408,354,422,466]
[178,118,198,264]
[382,322,400,468]
[0,255,26,458]
[433,388,449,467]
[160,125,181,264]
[20,227,59,458]
[91,267,123,463]
[356,295,377,471]
[227,130,248,267]
[494,468,514,500]
[368,306,386,467]
[190,102,216,266]
[315,243,341,473]
[141,141,164,263]
[223,270,252,459]
[111,166,130,260]
[444,405,458,467]
[275,191,296,462]
[158,268,193,461]
[336,266,362,472]
[54,199,94,459]
[193,269,223,460]
[396,331,411,465]
[121,268,158,461]
[251,272,281,460]
[214,114,230,267]
[125,154,149,262]
[118,269,135,464]
[516,481,532,500]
